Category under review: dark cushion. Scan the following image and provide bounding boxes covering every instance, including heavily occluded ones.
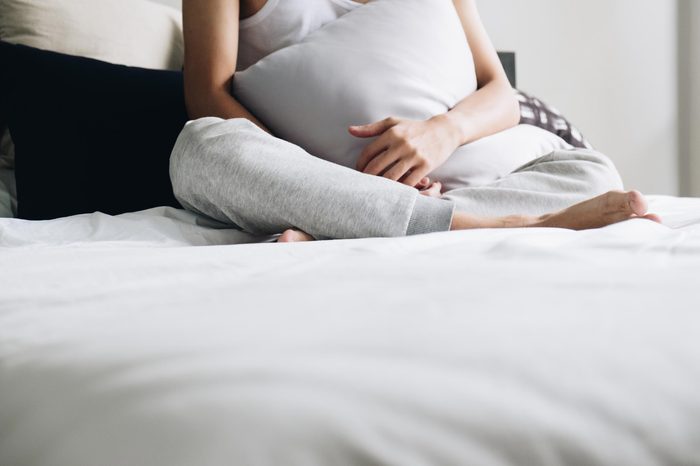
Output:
[0,41,187,220]
[515,90,593,149]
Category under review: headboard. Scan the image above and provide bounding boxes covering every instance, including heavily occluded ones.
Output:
[497,52,516,88]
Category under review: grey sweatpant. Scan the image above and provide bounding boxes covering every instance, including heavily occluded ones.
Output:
[170,117,624,239]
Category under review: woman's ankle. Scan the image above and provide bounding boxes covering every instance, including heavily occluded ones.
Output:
[450,211,494,230]
[450,211,539,230]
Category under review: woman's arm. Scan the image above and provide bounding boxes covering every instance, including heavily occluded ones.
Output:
[440,0,520,144]
[352,0,519,187]
[182,0,267,129]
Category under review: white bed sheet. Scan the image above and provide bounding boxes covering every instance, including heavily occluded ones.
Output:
[1,195,700,466]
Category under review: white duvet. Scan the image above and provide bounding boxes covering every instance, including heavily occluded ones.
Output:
[1,195,700,466]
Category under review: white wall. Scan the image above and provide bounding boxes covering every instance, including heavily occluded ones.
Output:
[477,0,679,195]
[682,0,700,197]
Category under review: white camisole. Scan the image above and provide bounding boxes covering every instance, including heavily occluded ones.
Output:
[237,0,363,71]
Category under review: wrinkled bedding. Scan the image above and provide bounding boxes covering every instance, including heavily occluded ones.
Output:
[1,195,700,466]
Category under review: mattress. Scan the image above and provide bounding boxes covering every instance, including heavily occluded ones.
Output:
[1,195,699,466]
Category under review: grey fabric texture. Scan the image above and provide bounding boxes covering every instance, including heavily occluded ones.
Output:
[170,117,455,240]
[171,117,623,240]
[443,149,624,217]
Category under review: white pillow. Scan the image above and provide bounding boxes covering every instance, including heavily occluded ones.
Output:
[233,0,476,171]
[430,124,572,190]
[232,0,572,191]
[0,0,183,71]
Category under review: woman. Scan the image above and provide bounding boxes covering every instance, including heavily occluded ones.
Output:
[174,0,660,242]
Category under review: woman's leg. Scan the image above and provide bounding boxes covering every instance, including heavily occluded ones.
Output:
[444,149,659,229]
[449,190,659,231]
[444,149,623,217]
[171,118,657,241]
[170,117,455,239]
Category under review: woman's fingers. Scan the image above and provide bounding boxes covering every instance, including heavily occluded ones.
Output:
[402,165,430,188]
[348,117,400,138]
[362,144,429,186]
[356,136,390,171]
[363,149,400,176]
[382,158,414,182]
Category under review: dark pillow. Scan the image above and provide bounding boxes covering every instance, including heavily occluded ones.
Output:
[515,89,593,149]
[0,41,187,220]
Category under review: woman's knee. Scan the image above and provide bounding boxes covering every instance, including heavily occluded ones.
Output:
[169,117,228,208]
[170,117,251,192]
[171,117,222,171]
[573,149,624,193]
[538,149,623,195]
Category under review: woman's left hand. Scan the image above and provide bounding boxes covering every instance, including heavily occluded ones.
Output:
[349,115,461,188]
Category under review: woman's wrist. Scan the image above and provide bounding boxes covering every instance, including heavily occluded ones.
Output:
[429,112,471,149]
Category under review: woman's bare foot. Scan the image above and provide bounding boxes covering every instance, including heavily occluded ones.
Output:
[279,191,660,241]
[536,190,661,230]
[451,190,661,231]
[278,228,315,243]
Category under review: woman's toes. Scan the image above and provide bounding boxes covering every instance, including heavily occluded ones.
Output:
[602,190,647,217]
[641,213,663,224]
[278,229,314,243]
[625,190,648,217]
[300,231,315,241]
[278,229,296,243]
[598,190,657,226]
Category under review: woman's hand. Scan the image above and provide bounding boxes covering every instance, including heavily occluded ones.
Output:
[349,115,461,188]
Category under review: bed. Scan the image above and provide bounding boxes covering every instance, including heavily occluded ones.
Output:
[2,0,700,463]
[1,194,700,466]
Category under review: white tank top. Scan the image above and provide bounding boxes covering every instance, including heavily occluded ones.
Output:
[237,0,363,71]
